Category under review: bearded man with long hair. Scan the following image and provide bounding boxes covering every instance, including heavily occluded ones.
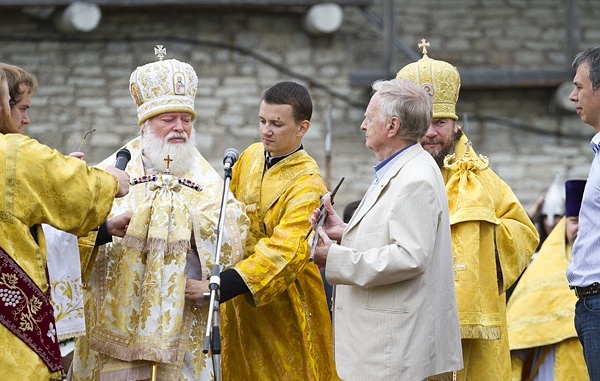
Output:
[70,54,248,381]
[397,43,539,381]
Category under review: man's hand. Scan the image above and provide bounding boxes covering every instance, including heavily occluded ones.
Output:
[69,151,85,160]
[309,194,346,242]
[185,278,210,300]
[309,227,334,267]
[106,211,132,238]
[104,165,130,198]
[528,191,546,221]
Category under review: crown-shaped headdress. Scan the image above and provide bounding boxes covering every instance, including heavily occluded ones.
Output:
[129,45,199,126]
[542,172,566,227]
[396,39,461,120]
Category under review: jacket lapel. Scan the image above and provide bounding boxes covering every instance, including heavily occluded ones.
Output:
[345,144,423,234]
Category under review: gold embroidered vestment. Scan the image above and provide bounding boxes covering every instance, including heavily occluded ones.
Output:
[0,134,118,380]
[70,137,248,381]
[507,217,588,380]
[437,134,539,381]
[221,143,340,381]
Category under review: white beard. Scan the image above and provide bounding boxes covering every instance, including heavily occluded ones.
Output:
[141,126,197,176]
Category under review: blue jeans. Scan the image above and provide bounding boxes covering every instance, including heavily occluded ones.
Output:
[575,293,600,381]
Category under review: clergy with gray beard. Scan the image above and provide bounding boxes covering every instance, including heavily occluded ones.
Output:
[66,49,250,381]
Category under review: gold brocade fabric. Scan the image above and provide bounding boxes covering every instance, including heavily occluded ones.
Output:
[507,218,577,349]
[0,134,118,380]
[395,51,461,120]
[90,173,192,363]
[439,134,539,381]
[507,217,588,380]
[221,143,340,381]
[70,137,248,381]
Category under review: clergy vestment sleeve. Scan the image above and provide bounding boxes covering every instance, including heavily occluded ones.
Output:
[489,171,539,293]
[0,134,119,381]
[10,135,119,235]
[228,143,327,307]
[233,176,324,307]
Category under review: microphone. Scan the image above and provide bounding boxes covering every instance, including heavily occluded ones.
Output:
[223,148,239,170]
[114,148,131,170]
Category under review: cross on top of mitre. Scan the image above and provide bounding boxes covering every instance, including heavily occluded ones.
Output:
[418,38,430,58]
[154,44,167,61]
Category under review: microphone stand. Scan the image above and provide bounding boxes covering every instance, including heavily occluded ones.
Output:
[202,163,233,381]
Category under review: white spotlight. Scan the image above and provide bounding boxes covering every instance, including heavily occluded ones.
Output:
[303,3,344,35]
[53,2,102,33]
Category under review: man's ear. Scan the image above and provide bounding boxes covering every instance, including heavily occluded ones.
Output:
[388,117,401,137]
[297,120,310,137]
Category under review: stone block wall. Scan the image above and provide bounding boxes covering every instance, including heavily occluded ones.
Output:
[0,0,598,212]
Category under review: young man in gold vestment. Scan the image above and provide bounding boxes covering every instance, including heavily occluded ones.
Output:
[508,180,589,381]
[396,41,540,381]
[69,49,249,381]
[0,67,130,381]
[211,81,339,380]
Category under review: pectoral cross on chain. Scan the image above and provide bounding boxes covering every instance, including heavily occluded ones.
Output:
[453,255,467,281]
[163,155,173,173]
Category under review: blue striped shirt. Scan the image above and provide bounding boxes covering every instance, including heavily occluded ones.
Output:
[567,132,600,287]
[365,143,416,197]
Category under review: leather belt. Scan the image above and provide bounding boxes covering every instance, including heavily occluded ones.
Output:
[574,282,600,298]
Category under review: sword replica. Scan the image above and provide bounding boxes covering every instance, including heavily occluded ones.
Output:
[307,177,344,262]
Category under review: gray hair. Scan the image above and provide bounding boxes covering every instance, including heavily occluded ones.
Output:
[573,47,600,92]
[371,79,432,141]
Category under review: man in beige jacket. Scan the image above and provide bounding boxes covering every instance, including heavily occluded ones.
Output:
[311,78,462,381]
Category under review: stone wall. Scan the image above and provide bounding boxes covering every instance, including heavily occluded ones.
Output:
[0,0,598,211]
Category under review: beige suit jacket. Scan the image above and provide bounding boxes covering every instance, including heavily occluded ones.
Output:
[326,143,463,381]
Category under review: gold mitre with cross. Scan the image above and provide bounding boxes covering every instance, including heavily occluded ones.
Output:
[129,45,199,126]
[396,39,461,120]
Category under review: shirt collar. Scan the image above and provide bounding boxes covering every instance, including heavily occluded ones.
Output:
[265,143,303,168]
[371,142,416,185]
[591,133,600,154]
[374,142,416,172]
